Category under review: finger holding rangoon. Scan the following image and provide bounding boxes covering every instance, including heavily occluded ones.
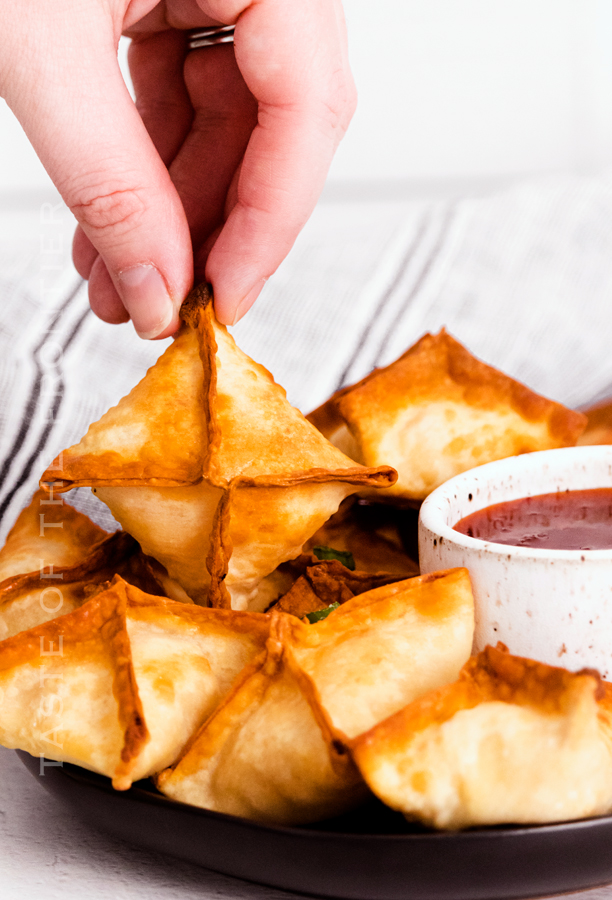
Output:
[352,644,612,830]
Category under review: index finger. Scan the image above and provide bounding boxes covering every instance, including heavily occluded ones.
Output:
[199,0,356,324]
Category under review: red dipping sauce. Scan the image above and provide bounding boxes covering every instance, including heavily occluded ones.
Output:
[454,488,612,551]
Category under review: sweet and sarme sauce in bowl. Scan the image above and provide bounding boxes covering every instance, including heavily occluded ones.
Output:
[454,488,612,551]
[418,446,612,676]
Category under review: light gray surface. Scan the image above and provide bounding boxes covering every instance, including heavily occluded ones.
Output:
[0,747,295,900]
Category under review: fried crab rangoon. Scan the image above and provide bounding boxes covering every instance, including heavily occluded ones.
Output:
[41,286,396,610]
[0,577,269,789]
[0,490,190,641]
[0,488,108,584]
[156,568,475,825]
[352,644,612,830]
[308,330,586,502]
[577,396,612,446]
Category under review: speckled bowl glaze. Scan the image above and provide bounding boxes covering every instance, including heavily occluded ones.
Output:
[418,445,612,678]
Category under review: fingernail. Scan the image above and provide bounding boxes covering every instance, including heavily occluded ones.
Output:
[230,278,267,326]
[116,264,174,339]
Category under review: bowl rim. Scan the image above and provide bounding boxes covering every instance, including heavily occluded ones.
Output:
[418,445,612,562]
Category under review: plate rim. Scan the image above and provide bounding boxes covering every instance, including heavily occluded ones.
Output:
[21,750,612,842]
[19,751,612,900]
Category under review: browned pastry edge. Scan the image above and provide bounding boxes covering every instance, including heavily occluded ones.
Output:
[0,578,150,788]
[352,642,604,757]
[308,329,586,445]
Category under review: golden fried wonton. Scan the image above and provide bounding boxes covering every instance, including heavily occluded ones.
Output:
[0,491,191,640]
[0,529,134,640]
[577,397,612,446]
[285,568,474,740]
[308,330,586,502]
[352,644,612,830]
[41,286,396,609]
[0,577,269,789]
[156,568,474,824]
[0,489,108,584]
[157,617,368,825]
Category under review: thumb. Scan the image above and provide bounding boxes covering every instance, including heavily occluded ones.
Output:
[3,15,192,338]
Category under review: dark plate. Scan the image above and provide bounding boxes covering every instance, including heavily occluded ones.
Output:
[18,751,612,900]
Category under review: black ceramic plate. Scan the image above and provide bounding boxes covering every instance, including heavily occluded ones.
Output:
[18,751,612,900]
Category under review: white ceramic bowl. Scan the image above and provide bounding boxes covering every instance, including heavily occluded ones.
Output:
[418,445,612,677]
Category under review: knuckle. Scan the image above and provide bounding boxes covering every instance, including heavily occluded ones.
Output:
[319,71,358,136]
[71,186,147,235]
[345,82,358,122]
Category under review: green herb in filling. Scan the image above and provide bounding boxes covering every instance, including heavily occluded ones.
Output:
[305,602,341,624]
[312,546,356,570]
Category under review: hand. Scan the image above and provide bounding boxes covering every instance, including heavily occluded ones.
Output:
[0,0,355,337]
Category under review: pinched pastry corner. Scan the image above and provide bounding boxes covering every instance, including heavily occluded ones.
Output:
[41,285,397,609]
[352,643,612,829]
[308,329,586,502]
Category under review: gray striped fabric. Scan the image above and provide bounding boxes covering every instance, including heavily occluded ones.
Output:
[2,171,612,542]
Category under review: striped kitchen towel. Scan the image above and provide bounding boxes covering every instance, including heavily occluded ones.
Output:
[1,170,612,540]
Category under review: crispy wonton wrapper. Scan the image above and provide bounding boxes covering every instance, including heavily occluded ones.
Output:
[0,489,108,584]
[157,568,474,824]
[0,491,191,640]
[0,577,269,789]
[352,643,612,830]
[158,615,368,825]
[577,397,612,446]
[40,286,396,609]
[0,528,134,641]
[308,330,586,502]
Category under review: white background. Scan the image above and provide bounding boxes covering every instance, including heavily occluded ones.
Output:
[1,0,612,196]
